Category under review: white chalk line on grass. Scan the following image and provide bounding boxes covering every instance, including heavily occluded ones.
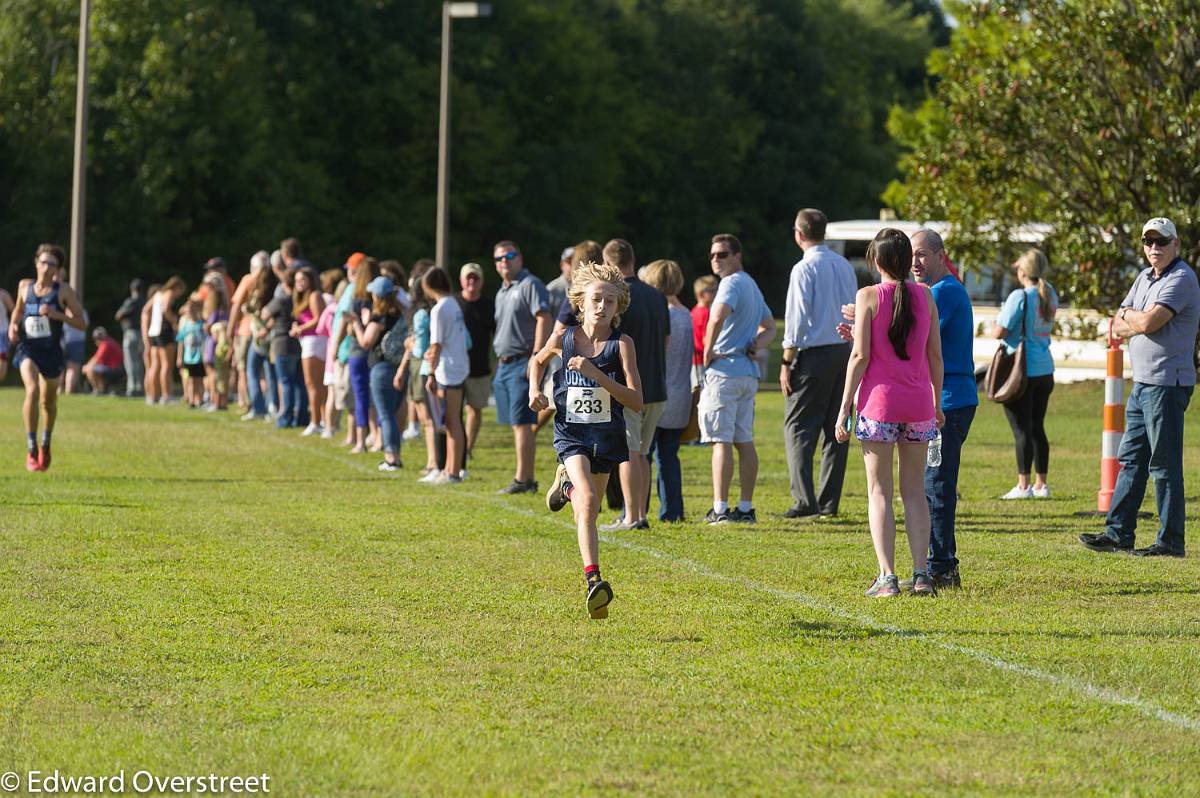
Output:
[217,414,1200,734]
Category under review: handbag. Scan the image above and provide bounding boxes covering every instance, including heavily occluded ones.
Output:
[985,293,1028,403]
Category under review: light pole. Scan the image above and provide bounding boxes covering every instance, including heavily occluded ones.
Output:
[435,1,491,272]
[69,0,91,300]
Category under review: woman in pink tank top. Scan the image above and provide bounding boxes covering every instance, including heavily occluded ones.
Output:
[835,229,944,598]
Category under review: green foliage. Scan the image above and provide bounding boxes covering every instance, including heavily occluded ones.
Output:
[886,0,1200,311]
[0,0,936,322]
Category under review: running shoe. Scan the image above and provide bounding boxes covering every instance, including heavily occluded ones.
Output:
[418,469,441,483]
[37,444,51,472]
[402,423,421,441]
[910,572,937,597]
[378,461,402,473]
[703,508,731,524]
[300,423,320,437]
[25,450,39,472]
[497,479,538,495]
[586,579,613,619]
[319,428,334,439]
[999,485,1033,500]
[865,574,901,598]
[240,410,259,421]
[546,464,572,512]
[729,507,757,524]
[1032,485,1051,498]
[432,471,463,485]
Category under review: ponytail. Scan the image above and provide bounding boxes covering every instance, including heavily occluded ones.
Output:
[1036,278,1054,322]
[870,227,916,360]
[888,277,914,360]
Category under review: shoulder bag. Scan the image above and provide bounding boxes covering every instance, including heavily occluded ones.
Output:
[985,292,1028,403]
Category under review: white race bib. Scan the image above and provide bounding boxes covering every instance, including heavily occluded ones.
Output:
[566,386,611,424]
[24,315,51,339]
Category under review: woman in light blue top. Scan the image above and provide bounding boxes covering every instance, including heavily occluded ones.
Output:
[991,248,1058,499]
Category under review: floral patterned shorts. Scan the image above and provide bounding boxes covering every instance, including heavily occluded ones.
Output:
[855,414,939,443]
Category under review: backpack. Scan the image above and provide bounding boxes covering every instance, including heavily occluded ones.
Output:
[380,315,408,366]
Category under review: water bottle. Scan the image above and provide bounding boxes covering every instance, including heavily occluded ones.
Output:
[927,431,942,467]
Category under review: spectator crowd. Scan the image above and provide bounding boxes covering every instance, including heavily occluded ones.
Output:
[9,211,1198,604]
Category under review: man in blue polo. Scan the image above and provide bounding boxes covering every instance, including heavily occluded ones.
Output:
[912,229,978,586]
[1080,217,1200,558]
[492,240,552,495]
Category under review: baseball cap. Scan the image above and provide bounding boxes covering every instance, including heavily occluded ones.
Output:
[92,326,108,339]
[1142,217,1178,239]
[460,262,484,280]
[560,246,575,262]
[366,276,395,297]
[345,252,367,270]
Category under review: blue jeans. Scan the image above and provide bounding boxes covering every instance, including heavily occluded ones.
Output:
[245,346,269,416]
[652,426,685,521]
[370,361,402,455]
[264,352,280,413]
[349,355,372,430]
[1104,382,1193,553]
[925,405,976,574]
[274,353,306,428]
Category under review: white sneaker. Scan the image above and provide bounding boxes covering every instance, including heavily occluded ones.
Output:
[1000,485,1033,500]
[418,469,441,484]
[319,428,334,439]
[240,410,259,421]
[458,469,469,481]
[1032,485,1051,499]
[378,460,402,473]
[432,471,463,485]
[402,424,421,441]
[300,423,320,437]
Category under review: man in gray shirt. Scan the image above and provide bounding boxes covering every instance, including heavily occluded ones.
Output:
[1081,217,1200,558]
[779,208,858,518]
[492,240,552,494]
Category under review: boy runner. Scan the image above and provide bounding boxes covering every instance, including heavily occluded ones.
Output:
[529,262,643,619]
[8,244,87,471]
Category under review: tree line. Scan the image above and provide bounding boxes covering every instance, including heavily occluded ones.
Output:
[0,0,943,320]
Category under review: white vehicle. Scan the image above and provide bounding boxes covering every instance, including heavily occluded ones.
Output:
[824,218,1052,304]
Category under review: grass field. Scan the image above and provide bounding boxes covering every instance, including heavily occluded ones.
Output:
[1,381,1198,796]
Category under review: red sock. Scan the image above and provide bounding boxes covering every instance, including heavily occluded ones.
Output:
[584,564,600,583]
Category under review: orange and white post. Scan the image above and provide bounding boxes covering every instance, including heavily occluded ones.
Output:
[1097,320,1124,512]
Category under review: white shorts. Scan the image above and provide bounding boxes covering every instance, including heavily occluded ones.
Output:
[698,373,757,444]
[300,335,328,360]
[624,401,666,455]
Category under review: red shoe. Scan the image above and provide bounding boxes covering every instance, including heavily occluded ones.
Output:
[37,444,51,472]
[25,450,39,472]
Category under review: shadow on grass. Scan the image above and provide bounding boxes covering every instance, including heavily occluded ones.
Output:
[787,618,1200,640]
[4,499,143,509]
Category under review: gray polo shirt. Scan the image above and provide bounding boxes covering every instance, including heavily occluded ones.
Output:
[493,269,550,358]
[1121,258,1200,387]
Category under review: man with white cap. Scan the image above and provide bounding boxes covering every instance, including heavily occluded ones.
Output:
[1080,217,1200,558]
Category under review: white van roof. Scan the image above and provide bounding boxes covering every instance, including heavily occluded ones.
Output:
[825,219,1051,244]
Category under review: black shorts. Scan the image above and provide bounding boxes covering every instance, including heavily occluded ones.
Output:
[555,440,629,475]
[151,323,175,348]
[182,362,206,378]
[13,341,64,380]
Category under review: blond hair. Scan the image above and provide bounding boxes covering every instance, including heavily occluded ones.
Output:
[693,274,717,297]
[568,261,630,328]
[642,259,684,298]
[1016,248,1055,322]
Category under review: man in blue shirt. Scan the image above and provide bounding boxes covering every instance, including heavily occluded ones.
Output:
[699,234,776,524]
[1081,217,1200,558]
[779,209,858,519]
[912,229,978,587]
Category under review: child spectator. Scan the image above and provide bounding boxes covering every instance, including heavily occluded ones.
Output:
[691,275,717,387]
[176,298,206,408]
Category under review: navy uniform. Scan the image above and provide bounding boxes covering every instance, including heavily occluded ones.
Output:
[552,328,628,474]
[14,282,65,379]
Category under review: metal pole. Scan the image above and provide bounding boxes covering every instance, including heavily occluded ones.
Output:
[69,0,91,300]
[435,2,452,272]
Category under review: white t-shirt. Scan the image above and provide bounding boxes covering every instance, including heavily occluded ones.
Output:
[430,296,469,386]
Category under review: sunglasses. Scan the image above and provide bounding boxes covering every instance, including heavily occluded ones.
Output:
[1142,236,1173,248]
[493,252,519,262]
[710,251,732,260]
[37,259,60,268]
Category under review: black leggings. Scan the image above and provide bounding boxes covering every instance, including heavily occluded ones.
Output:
[1003,374,1054,474]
